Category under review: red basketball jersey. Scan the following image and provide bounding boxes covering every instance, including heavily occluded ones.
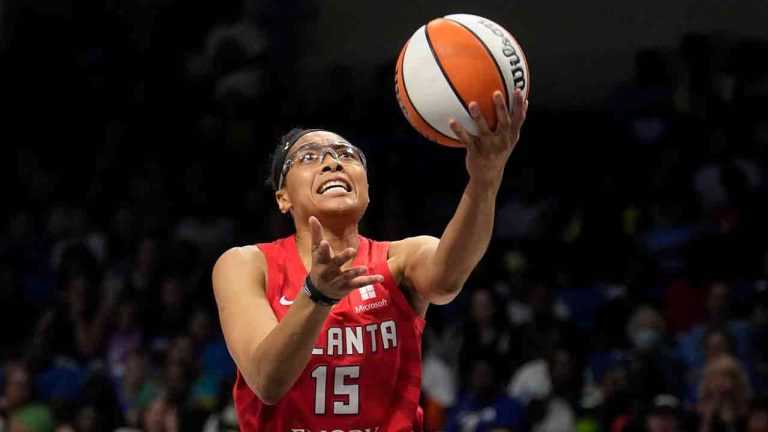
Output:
[233,235,426,432]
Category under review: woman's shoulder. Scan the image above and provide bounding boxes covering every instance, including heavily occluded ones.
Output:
[213,245,267,281]
[387,235,439,259]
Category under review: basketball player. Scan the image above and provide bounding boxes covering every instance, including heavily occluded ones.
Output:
[212,89,528,431]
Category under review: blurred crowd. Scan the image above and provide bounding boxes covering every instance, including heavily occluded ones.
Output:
[2,2,768,432]
[422,33,768,432]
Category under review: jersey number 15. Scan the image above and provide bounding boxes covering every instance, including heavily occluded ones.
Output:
[310,365,360,415]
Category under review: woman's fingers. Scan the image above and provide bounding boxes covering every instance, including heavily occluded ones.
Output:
[468,101,492,135]
[348,275,385,289]
[330,248,357,267]
[493,90,511,132]
[309,216,325,250]
[337,267,383,288]
[449,119,478,153]
[510,89,526,126]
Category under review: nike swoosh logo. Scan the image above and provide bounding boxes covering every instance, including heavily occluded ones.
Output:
[279,295,294,306]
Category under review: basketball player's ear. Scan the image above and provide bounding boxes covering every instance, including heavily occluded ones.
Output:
[275,190,293,214]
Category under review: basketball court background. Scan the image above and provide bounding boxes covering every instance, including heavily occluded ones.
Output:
[1,0,767,431]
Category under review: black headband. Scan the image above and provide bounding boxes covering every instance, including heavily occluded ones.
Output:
[271,128,325,190]
[282,128,324,154]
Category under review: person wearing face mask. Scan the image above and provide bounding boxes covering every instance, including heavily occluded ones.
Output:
[624,306,686,404]
[212,90,528,430]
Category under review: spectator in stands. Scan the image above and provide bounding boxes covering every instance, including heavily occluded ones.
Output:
[512,282,584,368]
[115,348,161,427]
[141,397,177,432]
[106,301,143,379]
[186,308,233,384]
[593,364,631,432]
[508,349,577,432]
[422,324,460,431]
[7,403,55,432]
[146,273,189,348]
[682,325,755,404]
[748,399,768,432]
[749,278,768,397]
[644,394,684,432]
[152,360,207,431]
[624,306,686,401]
[696,355,751,432]
[128,238,158,297]
[679,281,752,384]
[0,361,34,422]
[458,288,514,381]
[33,264,109,363]
[703,327,738,361]
[447,357,524,432]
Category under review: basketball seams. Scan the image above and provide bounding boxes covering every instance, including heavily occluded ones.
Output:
[396,37,459,145]
[396,15,528,147]
[423,22,473,119]
[400,26,470,145]
[443,14,530,104]
[425,18,507,132]
[443,17,510,109]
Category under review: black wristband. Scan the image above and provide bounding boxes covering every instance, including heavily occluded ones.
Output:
[302,275,341,306]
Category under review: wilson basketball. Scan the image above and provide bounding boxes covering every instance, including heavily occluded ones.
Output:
[395,14,530,147]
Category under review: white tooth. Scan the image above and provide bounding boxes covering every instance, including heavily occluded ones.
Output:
[318,179,351,194]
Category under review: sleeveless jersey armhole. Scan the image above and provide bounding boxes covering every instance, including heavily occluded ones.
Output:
[254,242,279,305]
[369,240,427,327]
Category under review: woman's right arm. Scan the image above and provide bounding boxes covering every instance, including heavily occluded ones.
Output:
[212,217,382,404]
[212,245,330,404]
